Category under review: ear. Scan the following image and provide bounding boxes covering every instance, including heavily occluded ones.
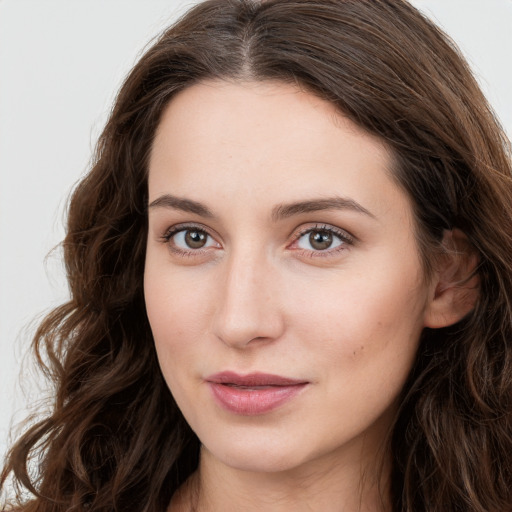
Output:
[423,229,480,329]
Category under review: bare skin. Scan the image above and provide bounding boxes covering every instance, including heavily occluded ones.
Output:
[145,80,474,512]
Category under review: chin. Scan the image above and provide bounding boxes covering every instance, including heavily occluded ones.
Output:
[212,449,305,474]
[199,429,322,475]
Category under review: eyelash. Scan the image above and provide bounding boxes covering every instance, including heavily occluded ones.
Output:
[161,223,218,258]
[292,224,354,258]
[160,223,354,258]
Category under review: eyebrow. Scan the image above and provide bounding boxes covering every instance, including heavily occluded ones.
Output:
[148,194,374,220]
[271,197,375,221]
[148,195,214,217]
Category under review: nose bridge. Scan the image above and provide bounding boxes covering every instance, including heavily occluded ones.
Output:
[213,243,284,348]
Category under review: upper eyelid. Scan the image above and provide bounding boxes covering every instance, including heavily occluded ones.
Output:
[291,223,355,243]
[160,222,354,251]
[162,222,218,239]
[160,221,351,237]
[161,224,220,255]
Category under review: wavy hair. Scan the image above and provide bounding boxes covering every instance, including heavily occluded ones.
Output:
[2,1,512,511]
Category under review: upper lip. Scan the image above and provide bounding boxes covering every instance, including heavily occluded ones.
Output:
[206,371,308,387]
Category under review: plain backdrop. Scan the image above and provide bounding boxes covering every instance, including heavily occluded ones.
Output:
[1,0,511,463]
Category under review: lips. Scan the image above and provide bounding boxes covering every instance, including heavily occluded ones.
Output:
[206,371,309,415]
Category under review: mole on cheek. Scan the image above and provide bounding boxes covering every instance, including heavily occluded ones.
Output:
[352,345,365,357]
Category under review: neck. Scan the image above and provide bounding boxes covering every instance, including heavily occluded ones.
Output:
[171,441,392,512]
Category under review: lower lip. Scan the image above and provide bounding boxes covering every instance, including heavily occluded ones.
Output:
[208,382,308,415]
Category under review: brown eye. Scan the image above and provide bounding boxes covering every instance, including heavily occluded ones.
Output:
[295,225,349,253]
[165,227,218,252]
[309,230,333,250]
[185,229,208,248]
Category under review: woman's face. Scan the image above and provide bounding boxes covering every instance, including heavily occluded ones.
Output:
[145,80,435,474]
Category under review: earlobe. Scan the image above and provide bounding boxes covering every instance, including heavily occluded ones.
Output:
[423,229,480,329]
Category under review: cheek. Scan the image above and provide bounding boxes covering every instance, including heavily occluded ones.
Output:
[144,263,228,431]
[145,265,193,361]
[145,250,210,331]
[290,264,427,383]
[293,288,423,436]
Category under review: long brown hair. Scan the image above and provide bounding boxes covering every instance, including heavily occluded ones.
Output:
[2,1,512,511]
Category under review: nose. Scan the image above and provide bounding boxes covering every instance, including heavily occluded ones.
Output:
[212,250,286,349]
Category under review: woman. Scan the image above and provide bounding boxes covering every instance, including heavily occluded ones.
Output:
[2,0,511,511]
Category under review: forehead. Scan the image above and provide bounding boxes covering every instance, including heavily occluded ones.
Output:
[148,80,410,225]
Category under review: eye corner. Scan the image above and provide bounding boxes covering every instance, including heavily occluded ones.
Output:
[158,223,222,258]
[288,223,354,258]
